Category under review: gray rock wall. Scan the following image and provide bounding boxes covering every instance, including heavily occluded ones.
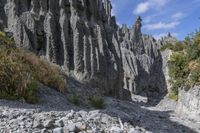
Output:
[1,0,123,97]
[118,17,167,100]
[176,86,200,121]
[0,0,168,100]
[161,49,172,93]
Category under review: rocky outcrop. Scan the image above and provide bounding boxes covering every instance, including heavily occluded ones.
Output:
[158,33,178,48]
[118,17,167,100]
[1,0,169,101]
[159,35,178,92]
[176,86,200,122]
[161,49,173,92]
[1,0,123,97]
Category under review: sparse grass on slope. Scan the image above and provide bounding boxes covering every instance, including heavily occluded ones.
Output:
[0,31,66,103]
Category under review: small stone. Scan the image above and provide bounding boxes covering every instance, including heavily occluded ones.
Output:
[55,119,64,127]
[77,123,87,131]
[101,117,109,124]
[41,128,47,133]
[44,119,55,128]
[53,127,64,133]
[128,128,141,133]
[33,120,43,128]
[63,126,70,133]
[110,126,123,133]
[66,110,75,119]
[66,123,80,132]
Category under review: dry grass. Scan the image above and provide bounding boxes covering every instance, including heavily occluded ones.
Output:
[188,60,198,71]
[0,31,66,103]
[22,51,66,92]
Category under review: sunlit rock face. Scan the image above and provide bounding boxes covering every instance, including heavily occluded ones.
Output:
[176,86,200,122]
[158,33,178,93]
[1,0,123,97]
[118,17,167,100]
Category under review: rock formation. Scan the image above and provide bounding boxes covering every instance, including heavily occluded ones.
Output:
[158,34,178,92]
[1,0,123,97]
[0,0,168,100]
[158,33,178,47]
[176,86,200,122]
[118,17,167,100]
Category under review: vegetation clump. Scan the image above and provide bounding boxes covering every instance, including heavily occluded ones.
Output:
[68,94,80,106]
[0,31,65,103]
[160,42,185,52]
[167,31,200,100]
[89,96,105,109]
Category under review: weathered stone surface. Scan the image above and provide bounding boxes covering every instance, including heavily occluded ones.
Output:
[0,0,172,102]
[53,128,64,133]
[157,33,178,47]
[118,17,167,100]
[1,0,123,97]
[176,86,200,122]
[161,49,173,92]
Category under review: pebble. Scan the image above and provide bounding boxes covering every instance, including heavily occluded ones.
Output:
[53,127,64,133]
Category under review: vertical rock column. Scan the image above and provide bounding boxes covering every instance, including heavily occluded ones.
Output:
[44,0,60,63]
[59,0,71,72]
[70,0,85,78]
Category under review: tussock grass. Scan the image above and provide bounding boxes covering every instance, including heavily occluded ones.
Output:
[89,96,105,109]
[0,31,66,103]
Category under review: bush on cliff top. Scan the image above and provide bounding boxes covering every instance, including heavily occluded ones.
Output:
[0,31,65,103]
[160,42,185,52]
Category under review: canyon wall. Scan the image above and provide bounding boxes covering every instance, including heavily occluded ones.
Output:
[0,0,167,100]
[118,17,167,99]
[1,0,123,97]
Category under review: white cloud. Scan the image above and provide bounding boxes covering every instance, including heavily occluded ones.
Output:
[172,12,184,20]
[143,21,180,30]
[154,32,179,40]
[153,0,168,7]
[133,0,168,15]
[134,2,150,14]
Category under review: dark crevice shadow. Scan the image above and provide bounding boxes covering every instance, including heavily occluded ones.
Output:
[124,50,168,107]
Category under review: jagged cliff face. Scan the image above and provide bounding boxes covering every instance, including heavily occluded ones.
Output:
[118,18,167,99]
[0,0,168,100]
[0,0,123,97]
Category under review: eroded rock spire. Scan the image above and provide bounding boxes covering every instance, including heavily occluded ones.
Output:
[131,16,142,43]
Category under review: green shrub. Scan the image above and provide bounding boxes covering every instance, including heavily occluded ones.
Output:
[0,40,38,103]
[187,43,200,61]
[168,52,189,78]
[193,31,200,44]
[68,94,80,105]
[167,31,200,100]
[190,68,200,84]
[89,96,105,109]
[160,42,185,52]
[160,43,174,51]
[24,81,38,104]
[168,52,189,96]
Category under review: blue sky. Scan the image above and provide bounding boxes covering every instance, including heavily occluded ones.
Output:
[111,0,200,40]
